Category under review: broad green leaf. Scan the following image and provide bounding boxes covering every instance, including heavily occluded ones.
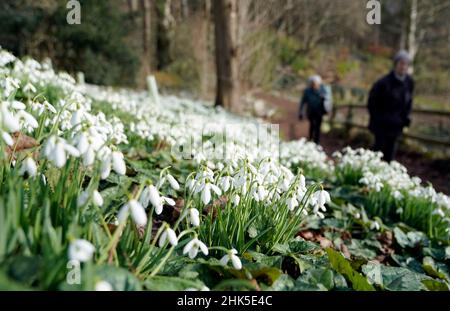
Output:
[422,279,449,291]
[393,227,410,248]
[296,268,335,290]
[363,262,427,291]
[94,266,142,291]
[144,276,206,291]
[268,274,295,291]
[326,248,375,291]
[422,257,448,281]
[213,279,258,291]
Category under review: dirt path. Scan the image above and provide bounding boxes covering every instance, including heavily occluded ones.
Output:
[256,92,449,195]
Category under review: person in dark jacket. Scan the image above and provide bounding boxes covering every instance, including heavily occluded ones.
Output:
[299,75,328,144]
[368,50,415,162]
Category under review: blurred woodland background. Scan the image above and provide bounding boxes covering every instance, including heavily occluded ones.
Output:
[1,0,449,110]
[1,0,449,190]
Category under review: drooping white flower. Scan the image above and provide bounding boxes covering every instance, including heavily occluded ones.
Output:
[43,136,80,168]
[147,185,164,214]
[220,249,242,270]
[0,102,20,132]
[166,174,180,191]
[370,221,381,231]
[233,194,240,206]
[118,199,147,226]
[159,226,178,247]
[183,237,209,259]
[189,208,200,227]
[68,239,95,262]
[92,190,104,206]
[95,280,113,291]
[1,131,13,146]
[310,190,331,217]
[111,151,126,175]
[19,156,37,177]
[17,110,38,129]
[219,176,232,192]
[100,153,112,179]
[23,82,37,94]
[287,197,298,211]
[200,183,222,205]
[201,184,211,205]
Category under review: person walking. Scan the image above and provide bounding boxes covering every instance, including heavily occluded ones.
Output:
[299,75,332,144]
[368,50,415,162]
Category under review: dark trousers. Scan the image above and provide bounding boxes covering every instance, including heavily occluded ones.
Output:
[373,132,400,162]
[308,116,323,144]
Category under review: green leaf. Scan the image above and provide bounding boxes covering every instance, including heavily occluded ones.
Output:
[326,248,375,291]
[296,268,335,290]
[422,257,448,281]
[268,274,295,291]
[0,271,32,290]
[6,256,41,285]
[422,279,449,291]
[288,239,320,253]
[144,276,206,291]
[393,227,410,248]
[213,279,258,291]
[94,266,142,291]
[363,262,427,291]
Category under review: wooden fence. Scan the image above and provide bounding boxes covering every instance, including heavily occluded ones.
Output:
[329,104,450,148]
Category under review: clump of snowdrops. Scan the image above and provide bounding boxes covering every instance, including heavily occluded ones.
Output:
[334,148,450,240]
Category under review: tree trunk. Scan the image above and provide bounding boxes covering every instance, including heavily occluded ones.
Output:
[141,0,152,75]
[408,0,418,72]
[200,0,212,98]
[213,0,240,111]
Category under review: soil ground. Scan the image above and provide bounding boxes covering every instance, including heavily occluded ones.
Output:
[256,92,450,195]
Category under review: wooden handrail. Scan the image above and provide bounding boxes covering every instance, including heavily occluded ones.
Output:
[333,120,450,147]
[334,104,450,117]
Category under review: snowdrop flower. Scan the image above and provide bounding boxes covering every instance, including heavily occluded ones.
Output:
[183,237,209,259]
[220,249,242,270]
[200,183,222,205]
[287,197,298,211]
[23,82,37,94]
[219,175,232,192]
[95,280,113,291]
[188,208,200,227]
[43,136,80,168]
[1,131,14,146]
[370,221,381,231]
[310,190,331,219]
[17,110,38,129]
[68,239,95,262]
[118,199,147,226]
[70,107,86,128]
[233,194,240,206]
[111,151,126,175]
[0,102,20,133]
[393,190,403,201]
[159,226,178,247]
[77,189,102,207]
[19,156,37,177]
[92,190,104,206]
[4,77,20,97]
[432,208,445,218]
[141,185,164,214]
[166,174,180,190]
